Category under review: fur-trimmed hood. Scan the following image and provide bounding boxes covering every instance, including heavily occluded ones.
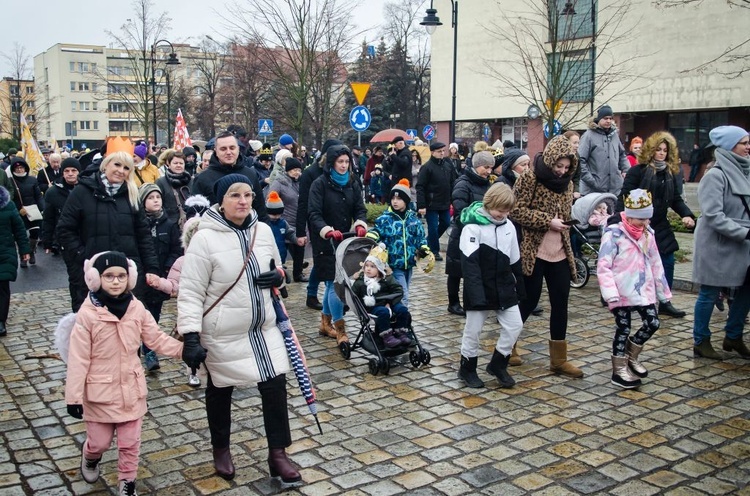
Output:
[542,135,578,176]
[181,216,201,249]
[639,131,681,175]
[0,186,9,209]
[587,117,619,134]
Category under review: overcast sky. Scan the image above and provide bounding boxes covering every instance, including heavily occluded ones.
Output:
[0,0,387,73]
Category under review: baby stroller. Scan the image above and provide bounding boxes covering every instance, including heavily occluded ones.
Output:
[333,236,430,375]
[569,192,618,288]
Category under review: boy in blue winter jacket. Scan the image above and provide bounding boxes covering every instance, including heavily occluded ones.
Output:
[367,179,433,307]
[266,191,296,264]
[369,164,386,204]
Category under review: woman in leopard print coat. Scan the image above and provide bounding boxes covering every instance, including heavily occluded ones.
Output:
[510,135,583,378]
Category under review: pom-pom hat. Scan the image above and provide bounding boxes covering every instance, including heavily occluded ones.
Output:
[364,243,389,278]
[624,188,653,219]
[390,179,411,203]
[266,191,284,214]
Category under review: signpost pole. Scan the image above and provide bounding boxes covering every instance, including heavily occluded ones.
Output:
[358,132,361,148]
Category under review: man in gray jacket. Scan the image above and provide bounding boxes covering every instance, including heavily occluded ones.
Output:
[578,105,630,195]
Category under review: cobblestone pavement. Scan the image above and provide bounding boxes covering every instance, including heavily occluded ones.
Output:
[2,265,750,495]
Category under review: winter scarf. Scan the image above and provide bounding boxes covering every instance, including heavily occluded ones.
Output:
[91,290,133,321]
[533,155,571,194]
[620,211,645,241]
[165,169,191,188]
[362,276,381,307]
[330,169,349,187]
[100,173,123,196]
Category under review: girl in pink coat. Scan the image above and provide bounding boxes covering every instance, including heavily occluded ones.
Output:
[597,189,671,390]
[65,251,183,496]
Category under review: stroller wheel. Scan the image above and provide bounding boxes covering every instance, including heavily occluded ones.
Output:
[570,257,589,289]
[420,349,431,365]
[339,341,351,360]
[409,350,421,368]
[379,357,390,375]
[368,358,379,376]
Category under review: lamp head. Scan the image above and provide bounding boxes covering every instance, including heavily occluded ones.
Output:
[420,8,442,34]
[166,53,181,65]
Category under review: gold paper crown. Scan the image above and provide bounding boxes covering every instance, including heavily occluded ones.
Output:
[105,137,135,156]
[368,243,389,265]
[623,189,652,210]
[259,146,273,156]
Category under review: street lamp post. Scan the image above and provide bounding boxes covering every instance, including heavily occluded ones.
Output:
[150,40,180,146]
[421,0,458,144]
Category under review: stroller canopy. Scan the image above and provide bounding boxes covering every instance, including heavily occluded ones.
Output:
[572,192,618,228]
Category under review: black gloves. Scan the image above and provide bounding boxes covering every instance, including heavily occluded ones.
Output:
[67,404,83,419]
[182,332,207,369]
[256,260,284,289]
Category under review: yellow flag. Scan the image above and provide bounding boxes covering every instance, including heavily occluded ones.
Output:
[20,113,45,175]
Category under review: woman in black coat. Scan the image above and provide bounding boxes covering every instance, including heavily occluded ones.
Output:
[56,149,160,312]
[155,149,192,227]
[9,158,43,267]
[445,151,493,316]
[616,131,695,318]
[308,145,368,345]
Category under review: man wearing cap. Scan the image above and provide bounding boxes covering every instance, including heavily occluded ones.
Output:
[389,136,412,185]
[416,142,459,260]
[182,146,198,176]
[190,131,268,221]
[42,158,81,255]
[578,105,630,195]
[38,153,63,193]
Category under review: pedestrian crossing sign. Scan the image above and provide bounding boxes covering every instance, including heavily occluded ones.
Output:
[258,119,273,136]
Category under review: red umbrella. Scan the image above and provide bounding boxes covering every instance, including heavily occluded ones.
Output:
[370,128,409,143]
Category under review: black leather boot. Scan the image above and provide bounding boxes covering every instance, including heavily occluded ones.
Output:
[457,356,484,388]
[659,301,686,318]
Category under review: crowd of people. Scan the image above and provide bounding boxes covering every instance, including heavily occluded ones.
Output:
[0,113,749,494]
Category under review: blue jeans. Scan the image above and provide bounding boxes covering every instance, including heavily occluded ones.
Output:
[322,281,344,321]
[693,284,750,345]
[660,252,675,289]
[306,265,321,298]
[425,209,451,253]
[391,268,412,307]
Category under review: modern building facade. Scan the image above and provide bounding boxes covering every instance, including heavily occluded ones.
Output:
[0,77,36,140]
[426,0,750,170]
[33,43,218,150]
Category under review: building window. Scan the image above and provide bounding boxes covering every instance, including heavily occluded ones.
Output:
[547,49,593,103]
[26,86,33,94]
[551,0,595,42]
[501,118,530,150]
[69,61,75,72]
[78,62,89,73]
[79,121,91,130]
[78,82,90,92]
[70,81,76,91]
[28,115,35,122]
[71,101,77,111]
[668,111,729,160]
[93,121,99,130]
[10,85,20,96]
[92,102,98,111]
[26,101,34,109]
[79,101,89,111]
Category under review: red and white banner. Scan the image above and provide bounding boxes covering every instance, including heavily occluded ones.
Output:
[173,109,192,151]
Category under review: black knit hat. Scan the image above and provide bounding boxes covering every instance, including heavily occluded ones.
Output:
[214,173,253,203]
[61,157,82,172]
[93,251,129,274]
[595,105,613,123]
[285,157,303,172]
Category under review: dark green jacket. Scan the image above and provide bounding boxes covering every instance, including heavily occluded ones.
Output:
[0,186,30,281]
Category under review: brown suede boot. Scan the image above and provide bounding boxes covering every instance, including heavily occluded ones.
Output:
[334,319,348,345]
[318,314,337,338]
[509,343,523,366]
[549,340,583,378]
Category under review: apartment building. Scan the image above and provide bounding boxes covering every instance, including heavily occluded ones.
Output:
[426,0,750,165]
[33,43,215,150]
[0,77,36,140]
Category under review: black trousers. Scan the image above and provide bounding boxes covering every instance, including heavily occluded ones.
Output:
[0,280,10,322]
[447,275,461,306]
[519,258,571,340]
[206,373,292,450]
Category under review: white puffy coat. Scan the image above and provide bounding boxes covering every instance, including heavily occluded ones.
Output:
[177,207,290,387]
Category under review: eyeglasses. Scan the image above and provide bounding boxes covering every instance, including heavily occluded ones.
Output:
[102,274,128,283]
[225,191,254,201]
[738,140,750,146]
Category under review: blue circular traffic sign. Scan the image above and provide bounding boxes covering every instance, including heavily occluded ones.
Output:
[349,106,371,132]
[543,120,563,139]
[422,125,435,141]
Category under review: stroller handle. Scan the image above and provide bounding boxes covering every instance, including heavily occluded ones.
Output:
[328,231,358,248]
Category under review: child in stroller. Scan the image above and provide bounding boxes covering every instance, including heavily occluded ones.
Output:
[351,244,411,349]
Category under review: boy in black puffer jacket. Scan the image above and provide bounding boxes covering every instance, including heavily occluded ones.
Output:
[137,183,183,371]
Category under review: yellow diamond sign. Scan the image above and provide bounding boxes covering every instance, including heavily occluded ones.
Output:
[350,82,371,105]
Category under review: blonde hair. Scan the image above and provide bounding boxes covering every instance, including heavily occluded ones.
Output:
[483,182,516,211]
[100,151,139,210]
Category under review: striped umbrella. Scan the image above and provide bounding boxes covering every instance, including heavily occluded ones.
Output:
[272,292,322,434]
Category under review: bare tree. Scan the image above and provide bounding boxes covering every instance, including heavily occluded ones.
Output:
[0,43,35,140]
[654,0,749,78]
[222,0,364,144]
[482,0,642,134]
[90,0,172,142]
[228,42,275,138]
[190,39,231,138]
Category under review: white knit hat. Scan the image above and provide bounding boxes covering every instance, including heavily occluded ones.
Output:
[624,188,653,219]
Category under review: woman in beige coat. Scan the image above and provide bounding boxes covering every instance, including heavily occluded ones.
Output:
[178,173,301,487]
